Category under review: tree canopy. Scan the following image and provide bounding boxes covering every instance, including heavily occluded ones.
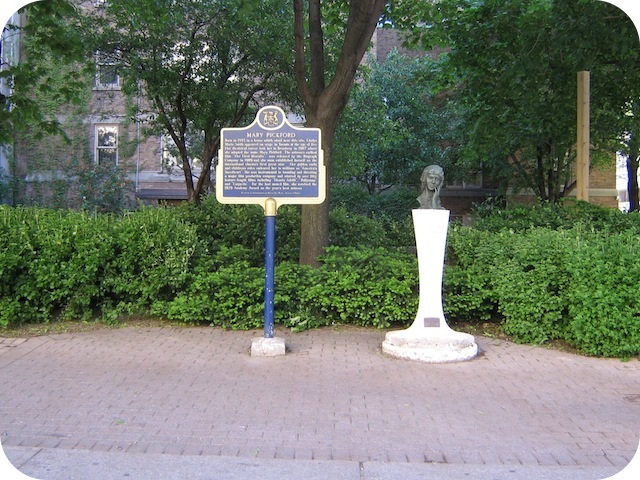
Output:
[333,51,460,194]
[0,0,87,146]
[80,0,297,202]
[399,0,640,203]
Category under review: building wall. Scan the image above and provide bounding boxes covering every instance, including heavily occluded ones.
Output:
[0,12,22,203]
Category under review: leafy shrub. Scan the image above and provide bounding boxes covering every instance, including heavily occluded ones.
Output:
[564,230,640,357]
[445,222,640,357]
[177,195,301,265]
[4,199,639,358]
[330,184,416,246]
[490,229,570,344]
[0,207,117,325]
[329,206,387,247]
[274,261,320,329]
[368,187,418,220]
[153,260,264,329]
[330,183,371,216]
[103,207,200,313]
[303,246,418,329]
[0,206,202,327]
[444,226,497,322]
[471,200,640,233]
[154,247,419,331]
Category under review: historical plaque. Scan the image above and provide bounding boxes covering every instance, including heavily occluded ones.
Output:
[216,106,325,210]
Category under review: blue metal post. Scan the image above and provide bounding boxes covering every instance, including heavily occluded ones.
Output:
[264,199,277,338]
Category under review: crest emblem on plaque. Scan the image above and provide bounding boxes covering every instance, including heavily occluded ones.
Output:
[261,108,281,128]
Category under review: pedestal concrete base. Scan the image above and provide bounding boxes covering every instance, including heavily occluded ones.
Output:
[251,337,286,357]
[382,327,478,363]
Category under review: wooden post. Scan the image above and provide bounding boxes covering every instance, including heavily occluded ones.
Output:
[577,71,590,202]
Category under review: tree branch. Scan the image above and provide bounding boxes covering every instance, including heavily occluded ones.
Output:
[308,0,325,95]
[293,0,312,106]
[326,0,386,112]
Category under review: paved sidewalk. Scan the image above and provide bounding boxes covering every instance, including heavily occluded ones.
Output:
[0,326,639,479]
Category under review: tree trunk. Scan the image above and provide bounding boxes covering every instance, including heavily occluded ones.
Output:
[299,111,337,267]
[294,0,386,267]
[183,154,197,203]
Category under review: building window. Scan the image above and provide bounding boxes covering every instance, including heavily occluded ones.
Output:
[161,135,180,174]
[94,51,120,89]
[96,125,118,165]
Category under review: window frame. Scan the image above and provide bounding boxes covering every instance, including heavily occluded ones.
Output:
[95,124,119,166]
[94,51,121,90]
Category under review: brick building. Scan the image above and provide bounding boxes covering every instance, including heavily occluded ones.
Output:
[0,11,21,204]
[3,1,190,208]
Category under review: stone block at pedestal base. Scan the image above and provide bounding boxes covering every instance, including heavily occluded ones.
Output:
[251,337,286,357]
[382,328,477,363]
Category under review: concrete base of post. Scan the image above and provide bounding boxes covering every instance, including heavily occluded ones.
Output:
[251,337,286,357]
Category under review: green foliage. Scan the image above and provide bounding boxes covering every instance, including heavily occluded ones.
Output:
[330,183,372,216]
[4,197,639,358]
[103,207,200,313]
[334,51,460,192]
[303,247,418,329]
[1,0,88,144]
[176,195,301,264]
[81,0,297,199]
[471,200,640,233]
[564,230,640,358]
[77,163,137,214]
[152,246,419,331]
[153,260,265,329]
[443,226,497,322]
[398,0,640,202]
[445,205,640,357]
[0,207,116,325]
[490,229,570,344]
[0,205,200,327]
[330,184,416,246]
[328,207,388,248]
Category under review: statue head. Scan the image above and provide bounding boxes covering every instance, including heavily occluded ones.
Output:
[417,165,444,209]
[421,165,444,192]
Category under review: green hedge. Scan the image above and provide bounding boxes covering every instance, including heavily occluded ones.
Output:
[0,205,201,325]
[152,246,419,331]
[444,223,640,358]
[472,200,640,233]
[0,204,417,331]
[2,201,639,358]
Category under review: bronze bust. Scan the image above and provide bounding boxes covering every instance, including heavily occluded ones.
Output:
[417,165,444,209]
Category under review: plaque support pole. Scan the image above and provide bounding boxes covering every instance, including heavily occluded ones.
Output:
[250,198,285,356]
[264,198,277,339]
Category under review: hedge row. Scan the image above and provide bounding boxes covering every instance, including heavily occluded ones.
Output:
[2,200,639,358]
[151,246,418,332]
[0,206,200,325]
[0,204,418,331]
[444,224,640,358]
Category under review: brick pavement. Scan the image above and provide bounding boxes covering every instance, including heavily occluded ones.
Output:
[0,326,638,468]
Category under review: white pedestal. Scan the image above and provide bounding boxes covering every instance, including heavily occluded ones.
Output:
[382,210,478,363]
